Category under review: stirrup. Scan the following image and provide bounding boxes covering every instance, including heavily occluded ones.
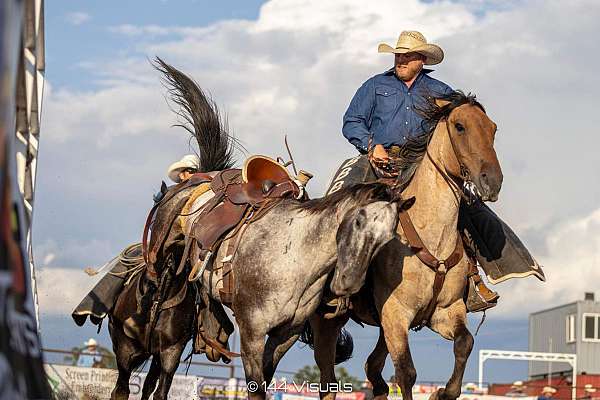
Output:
[323,296,352,319]
[466,275,499,313]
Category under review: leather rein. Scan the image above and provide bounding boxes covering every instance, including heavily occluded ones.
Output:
[398,117,472,330]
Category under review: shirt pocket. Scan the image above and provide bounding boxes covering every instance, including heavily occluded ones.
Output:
[374,86,398,115]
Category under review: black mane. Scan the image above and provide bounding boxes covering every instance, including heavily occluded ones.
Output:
[298,182,396,214]
[391,90,485,187]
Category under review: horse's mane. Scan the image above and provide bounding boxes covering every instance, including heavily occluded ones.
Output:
[392,90,485,187]
[298,182,396,214]
[152,57,243,172]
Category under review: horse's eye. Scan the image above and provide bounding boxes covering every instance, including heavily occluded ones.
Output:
[454,122,465,133]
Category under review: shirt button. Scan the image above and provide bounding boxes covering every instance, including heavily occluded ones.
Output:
[384,92,388,95]
[405,121,408,125]
[408,92,411,95]
[406,106,410,110]
[403,136,407,140]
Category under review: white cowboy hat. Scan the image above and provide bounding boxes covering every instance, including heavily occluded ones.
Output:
[84,338,97,347]
[378,30,444,65]
[542,386,557,394]
[585,384,596,393]
[511,381,525,389]
[167,154,200,183]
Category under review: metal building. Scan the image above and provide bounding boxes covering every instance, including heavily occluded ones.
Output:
[529,292,600,378]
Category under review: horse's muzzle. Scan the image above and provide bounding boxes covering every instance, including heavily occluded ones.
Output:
[476,169,503,202]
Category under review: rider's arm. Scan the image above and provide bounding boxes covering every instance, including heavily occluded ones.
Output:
[342,78,375,153]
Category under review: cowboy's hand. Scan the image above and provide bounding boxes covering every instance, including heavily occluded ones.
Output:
[372,144,389,163]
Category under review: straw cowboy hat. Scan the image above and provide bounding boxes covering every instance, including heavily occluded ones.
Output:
[167,154,200,183]
[378,30,444,65]
[84,338,97,347]
[542,386,557,394]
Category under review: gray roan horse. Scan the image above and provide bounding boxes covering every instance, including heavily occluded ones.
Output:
[308,92,503,400]
[128,59,412,400]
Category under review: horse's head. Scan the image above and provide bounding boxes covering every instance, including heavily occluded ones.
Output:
[331,196,414,297]
[435,93,503,202]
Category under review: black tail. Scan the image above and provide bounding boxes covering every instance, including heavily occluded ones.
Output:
[298,321,354,364]
[152,56,241,172]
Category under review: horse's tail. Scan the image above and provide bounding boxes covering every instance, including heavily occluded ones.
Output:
[152,56,241,172]
[298,321,354,365]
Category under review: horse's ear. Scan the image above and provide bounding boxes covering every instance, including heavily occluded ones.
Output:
[399,196,415,211]
[435,98,451,108]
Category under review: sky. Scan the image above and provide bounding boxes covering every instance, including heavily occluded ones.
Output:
[34,0,600,386]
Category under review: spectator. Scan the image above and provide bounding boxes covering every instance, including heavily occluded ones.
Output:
[538,386,557,400]
[76,338,102,368]
[506,381,529,397]
[582,384,597,400]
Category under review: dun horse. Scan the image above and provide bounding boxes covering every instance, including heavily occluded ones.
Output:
[309,92,502,400]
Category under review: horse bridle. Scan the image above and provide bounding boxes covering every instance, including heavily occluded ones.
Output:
[424,118,477,206]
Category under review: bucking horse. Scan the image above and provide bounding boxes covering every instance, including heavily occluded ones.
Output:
[73,58,410,400]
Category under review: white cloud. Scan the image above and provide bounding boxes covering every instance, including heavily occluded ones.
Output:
[65,11,91,26]
[39,0,600,320]
[37,267,102,315]
[493,207,600,316]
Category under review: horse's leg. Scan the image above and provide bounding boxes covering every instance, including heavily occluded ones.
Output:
[240,328,267,400]
[109,324,147,400]
[152,341,186,400]
[140,356,161,400]
[380,301,417,400]
[263,325,302,384]
[428,301,474,400]
[309,313,349,400]
[365,328,390,399]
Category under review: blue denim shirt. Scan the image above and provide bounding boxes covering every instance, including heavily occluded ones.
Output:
[342,69,452,152]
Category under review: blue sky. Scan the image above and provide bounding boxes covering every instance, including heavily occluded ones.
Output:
[35,0,600,387]
[45,1,266,89]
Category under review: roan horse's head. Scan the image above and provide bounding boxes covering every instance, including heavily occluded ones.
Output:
[430,92,503,202]
[331,195,415,297]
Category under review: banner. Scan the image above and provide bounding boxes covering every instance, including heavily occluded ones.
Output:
[45,364,199,400]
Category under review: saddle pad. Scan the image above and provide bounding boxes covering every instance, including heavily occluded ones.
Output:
[179,183,213,230]
[325,154,376,196]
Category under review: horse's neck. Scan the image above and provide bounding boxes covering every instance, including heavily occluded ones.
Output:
[402,126,460,256]
[302,204,349,270]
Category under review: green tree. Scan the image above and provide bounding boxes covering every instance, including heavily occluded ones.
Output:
[293,365,320,384]
[293,365,363,390]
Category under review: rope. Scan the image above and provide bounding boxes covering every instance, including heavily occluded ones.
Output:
[104,243,147,286]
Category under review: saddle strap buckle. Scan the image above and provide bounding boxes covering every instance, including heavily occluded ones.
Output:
[437,260,447,274]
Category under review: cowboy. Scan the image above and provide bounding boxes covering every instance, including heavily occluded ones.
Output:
[340,30,501,311]
[537,386,557,400]
[343,30,451,158]
[153,154,201,203]
[76,338,102,368]
[167,154,200,183]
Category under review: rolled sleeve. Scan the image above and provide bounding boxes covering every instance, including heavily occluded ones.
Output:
[342,79,375,152]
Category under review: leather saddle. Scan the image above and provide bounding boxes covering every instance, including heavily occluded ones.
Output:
[189,156,301,252]
[182,156,304,304]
